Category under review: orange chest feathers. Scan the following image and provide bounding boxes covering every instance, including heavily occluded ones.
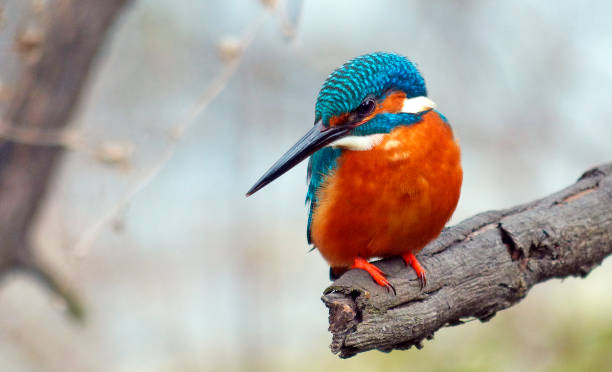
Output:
[310,111,463,268]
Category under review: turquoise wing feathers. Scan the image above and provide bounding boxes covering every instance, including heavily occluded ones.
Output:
[306,147,342,245]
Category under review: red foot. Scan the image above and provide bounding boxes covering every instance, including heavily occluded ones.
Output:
[351,257,395,294]
[402,252,427,289]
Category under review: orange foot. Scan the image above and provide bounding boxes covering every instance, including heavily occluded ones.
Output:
[351,257,395,294]
[402,252,427,289]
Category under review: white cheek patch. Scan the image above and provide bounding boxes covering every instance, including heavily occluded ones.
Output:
[401,96,436,114]
[326,96,435,151]
[329,134,385,151]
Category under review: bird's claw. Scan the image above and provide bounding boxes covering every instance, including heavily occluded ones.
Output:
[402,252,427,290]
[417,271,427,290]
[351,257,396,295]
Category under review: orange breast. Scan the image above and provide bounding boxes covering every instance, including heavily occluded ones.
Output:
[310,111,463,268]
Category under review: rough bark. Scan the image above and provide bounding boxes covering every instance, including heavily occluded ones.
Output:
[322,162,612,358]
[0,0,133,319]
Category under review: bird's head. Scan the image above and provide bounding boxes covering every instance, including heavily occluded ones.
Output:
[246,52,435,196]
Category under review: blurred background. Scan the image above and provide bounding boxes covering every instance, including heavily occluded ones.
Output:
[0,0,611,371]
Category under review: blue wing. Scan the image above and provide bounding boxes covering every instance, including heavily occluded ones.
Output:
[306,147,342,244]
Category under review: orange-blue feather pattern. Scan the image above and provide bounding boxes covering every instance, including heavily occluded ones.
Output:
[306,93,423,244]
[310,110,462,268]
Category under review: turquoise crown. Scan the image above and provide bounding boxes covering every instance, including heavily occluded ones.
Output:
[314,52,427,126]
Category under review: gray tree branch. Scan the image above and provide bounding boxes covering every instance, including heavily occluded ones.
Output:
[0,0,133,319]
[322,162,612,358]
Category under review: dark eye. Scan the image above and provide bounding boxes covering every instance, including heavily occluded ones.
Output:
[355,97,376,117]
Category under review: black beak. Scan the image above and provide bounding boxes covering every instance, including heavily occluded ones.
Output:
[246,120,351,196]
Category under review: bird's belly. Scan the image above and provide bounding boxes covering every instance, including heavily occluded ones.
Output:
[310,111,462,268]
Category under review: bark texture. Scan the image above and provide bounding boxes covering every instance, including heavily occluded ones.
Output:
[322,162,612,358]
[0,0,133,319]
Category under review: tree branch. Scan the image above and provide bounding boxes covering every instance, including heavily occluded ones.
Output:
[0,0,133,319]
[322,162,612,358]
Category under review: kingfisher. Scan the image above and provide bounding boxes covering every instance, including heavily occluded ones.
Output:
[246,52,462,292]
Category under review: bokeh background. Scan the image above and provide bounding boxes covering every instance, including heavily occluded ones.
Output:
[1,0,611,371]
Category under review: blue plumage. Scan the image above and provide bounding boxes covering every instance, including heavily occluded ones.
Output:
[305,52,430,244]
[315,52,427,126]
[306,147,341,244]
[244,51,445,289]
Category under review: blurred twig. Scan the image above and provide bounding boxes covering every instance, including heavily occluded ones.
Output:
[0,121,82,148]
[72,9,268,258]
[266,0,303,40]
[0,0,134,320]
[14,253,84,321]
[2,0,293,261]
[1,5,132,163]
[324,163,612,358]
[0,121,133,167]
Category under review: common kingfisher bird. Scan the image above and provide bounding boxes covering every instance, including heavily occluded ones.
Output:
[246,52,462,292]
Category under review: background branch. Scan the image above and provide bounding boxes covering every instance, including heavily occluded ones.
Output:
[71,10,267,258]
[323,162,612,358]
[0,0,133,319]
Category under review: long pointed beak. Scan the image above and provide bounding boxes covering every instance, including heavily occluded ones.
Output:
[246,120,351,196]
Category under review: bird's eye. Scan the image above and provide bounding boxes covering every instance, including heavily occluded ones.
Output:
[355,97,376,118]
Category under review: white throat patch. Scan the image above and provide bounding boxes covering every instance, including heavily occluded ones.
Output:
[401,96,436,114]
[327,96,436,151]
[329,134,385,151]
